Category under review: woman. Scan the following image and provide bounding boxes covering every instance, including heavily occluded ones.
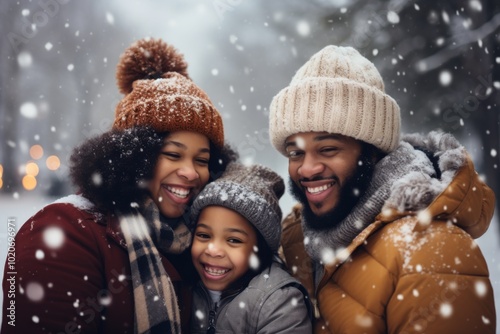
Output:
[1,38,235,334]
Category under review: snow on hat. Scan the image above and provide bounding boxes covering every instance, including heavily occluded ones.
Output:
[269,45,400,154]
[113,38,224,148]
[190,163,285,252]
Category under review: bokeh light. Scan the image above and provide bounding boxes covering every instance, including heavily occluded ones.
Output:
[30,145,44,160]
[22,175,37,190]
[46,155,61,171]
[25,162,40,176]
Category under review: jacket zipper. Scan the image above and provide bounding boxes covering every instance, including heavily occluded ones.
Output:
[207,303,218,334]
[312,298,321,319]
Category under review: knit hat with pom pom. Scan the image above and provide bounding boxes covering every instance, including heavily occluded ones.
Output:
[113,38,224,148]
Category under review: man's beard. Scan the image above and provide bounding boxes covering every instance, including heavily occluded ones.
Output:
[289,153,376,231]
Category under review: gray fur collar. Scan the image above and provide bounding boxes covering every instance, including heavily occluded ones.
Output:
[303,131,466,263]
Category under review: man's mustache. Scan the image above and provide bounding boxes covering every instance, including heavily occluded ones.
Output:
[298,175,338,184]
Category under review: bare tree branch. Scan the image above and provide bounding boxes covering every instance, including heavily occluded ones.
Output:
[415,12,500,72]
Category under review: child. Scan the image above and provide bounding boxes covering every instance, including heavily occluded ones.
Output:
[189,163,312,333]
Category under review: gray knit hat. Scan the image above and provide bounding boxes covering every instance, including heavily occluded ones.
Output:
[269,45,401,155]
[190,163,285,252]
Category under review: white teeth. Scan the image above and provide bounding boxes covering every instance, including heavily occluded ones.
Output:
[307,183,333,194]
[205,266,229,276]
[166,186,190,198]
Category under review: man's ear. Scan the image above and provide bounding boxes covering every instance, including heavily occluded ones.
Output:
[363,142,385,166]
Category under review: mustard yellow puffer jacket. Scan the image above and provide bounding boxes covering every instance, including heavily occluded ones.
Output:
[281,141,496,333]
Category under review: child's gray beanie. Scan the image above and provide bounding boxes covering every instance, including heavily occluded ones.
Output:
[190,163,284,252]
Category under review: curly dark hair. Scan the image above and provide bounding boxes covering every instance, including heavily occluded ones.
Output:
[70,127,237,213]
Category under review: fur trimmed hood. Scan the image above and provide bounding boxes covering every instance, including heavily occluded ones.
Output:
[383,131,465,213]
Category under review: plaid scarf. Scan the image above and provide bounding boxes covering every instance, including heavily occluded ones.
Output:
[120,199,192,334]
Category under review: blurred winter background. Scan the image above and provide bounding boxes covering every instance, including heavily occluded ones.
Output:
[0,0,499,329]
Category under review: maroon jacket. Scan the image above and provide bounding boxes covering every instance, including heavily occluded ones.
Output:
[1,196,193,333]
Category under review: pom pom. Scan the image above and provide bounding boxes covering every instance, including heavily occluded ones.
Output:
[116,37,189,94]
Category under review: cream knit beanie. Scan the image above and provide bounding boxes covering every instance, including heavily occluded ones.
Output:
[269,45,400,155]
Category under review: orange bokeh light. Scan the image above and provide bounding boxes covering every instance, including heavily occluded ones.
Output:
[25,162,40,176]
[30,145,44,160]
[22,175,37,190]
[46,155,61,171]
[0,178,3,189]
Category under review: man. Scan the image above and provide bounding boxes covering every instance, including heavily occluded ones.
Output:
[269,45,496,333]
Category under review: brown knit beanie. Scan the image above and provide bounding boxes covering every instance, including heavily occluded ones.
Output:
[113,38,224,148]
[190,163,285,252]
[269,45,400,154]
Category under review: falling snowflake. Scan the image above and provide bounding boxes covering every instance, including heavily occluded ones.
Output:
[469,0,482,11]
[20,102,38,119]
[417,209,432,227]
[296,21,310,37]
[321,247,335,265]
[106,12,115,25]
[295,136,305,150]
[440,303,453,318]
[98,294,112,306]
[355,314,373,327]
[239,301,246,309]
[35,249,45,260]
[439,70,452,86]
[249,253,260,270]
[92,172,103,186]
[26,282,44,302]
[195,310,205,320]
[43,226,65,249]
[387,11,400,24]
[32,315,40,323]
[17,51,32,68]
[474,281,487,297]
[45,42,53,51]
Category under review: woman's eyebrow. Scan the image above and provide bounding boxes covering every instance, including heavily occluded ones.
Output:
[163,140,210,153]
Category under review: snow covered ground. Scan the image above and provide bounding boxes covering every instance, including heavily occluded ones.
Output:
[1,193,499,331]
